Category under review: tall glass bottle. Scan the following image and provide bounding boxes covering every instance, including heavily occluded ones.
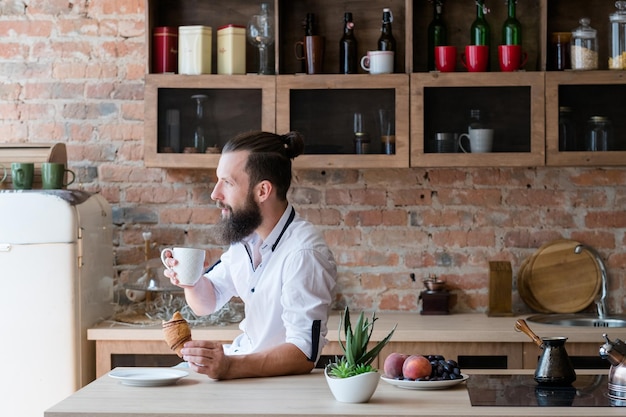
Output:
[191,94,208,153]
[470,0,491,69]
[427,0,447,71]
[377,8,396,71]
[301,13,316,72]
[339,12,358,74]
[502,0,521,45]
[471,0,491,46]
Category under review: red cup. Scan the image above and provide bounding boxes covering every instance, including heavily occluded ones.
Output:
[498,45,528,72]
[434,46,457,72]
[461,45,489,72]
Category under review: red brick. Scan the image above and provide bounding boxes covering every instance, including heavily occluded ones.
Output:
[431,230,496,248]
[379,293,419,311]
[0,20,54,37]
[570,231,617,250]
[505,189,567,207]
[0,42,28,60]
[116,142,144,162]
[570,168,626,186]
[437,188,502,206]
[121,102,144,121]
[125,186,188,204]
[160,208,193,224]
[332,248,400,268]
[323,229,362,247]
[299,208,342,226]
[585,211,626,228]
[388,188,432,206]
[326,188,387,206]
[426,168,468,186]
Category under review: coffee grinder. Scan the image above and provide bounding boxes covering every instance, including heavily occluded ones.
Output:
[419,275,449,315]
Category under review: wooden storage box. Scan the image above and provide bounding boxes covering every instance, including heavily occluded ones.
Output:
[0,143,67,189]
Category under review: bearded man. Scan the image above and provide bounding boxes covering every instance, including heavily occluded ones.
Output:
[164,131,337,380]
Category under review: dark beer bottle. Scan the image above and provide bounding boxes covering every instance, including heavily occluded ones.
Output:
[377,8,396,71]
[339,12,358,74]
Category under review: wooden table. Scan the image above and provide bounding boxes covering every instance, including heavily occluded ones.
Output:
[45,369,623,417]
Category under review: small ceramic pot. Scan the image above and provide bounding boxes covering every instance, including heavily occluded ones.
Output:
[324,367,379,403]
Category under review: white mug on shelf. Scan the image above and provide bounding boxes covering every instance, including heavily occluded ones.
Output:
[360,50,394,74]
[458,128,494,153]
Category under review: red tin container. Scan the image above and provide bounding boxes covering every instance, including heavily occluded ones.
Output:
[153,26,178,73]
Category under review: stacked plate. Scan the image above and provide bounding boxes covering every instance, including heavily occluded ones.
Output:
[517,239,602,314]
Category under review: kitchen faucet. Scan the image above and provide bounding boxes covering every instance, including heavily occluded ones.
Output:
[574,244,609,319]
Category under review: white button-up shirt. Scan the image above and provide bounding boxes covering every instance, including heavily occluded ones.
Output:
[205,204,337,362]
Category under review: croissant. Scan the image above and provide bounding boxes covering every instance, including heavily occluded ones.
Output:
[162,311,192,357]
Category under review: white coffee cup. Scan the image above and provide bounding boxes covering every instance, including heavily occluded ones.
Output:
[360,50,394,74]
[458,128,494,153]
[160,247,206,286]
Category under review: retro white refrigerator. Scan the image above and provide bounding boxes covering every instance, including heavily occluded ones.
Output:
[0,191,114,417]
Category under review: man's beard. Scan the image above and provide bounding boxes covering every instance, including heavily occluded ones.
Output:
[214,192,262,245]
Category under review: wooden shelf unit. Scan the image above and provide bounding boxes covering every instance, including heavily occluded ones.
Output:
[143,0,626,169]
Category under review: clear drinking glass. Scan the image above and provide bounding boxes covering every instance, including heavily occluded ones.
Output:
[247,3,275,75]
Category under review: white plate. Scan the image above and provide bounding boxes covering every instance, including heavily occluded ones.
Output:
[380,374,469,390]
[108,368,189,387]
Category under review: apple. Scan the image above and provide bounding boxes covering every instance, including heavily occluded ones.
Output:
[383,352,408,378]
[402,354,432,380]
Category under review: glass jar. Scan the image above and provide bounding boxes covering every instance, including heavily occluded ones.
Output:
[571,18,598,70]
[558,107,577,151]
[609,1,626,69]
[551,32,571,70]
[585,116,613,151]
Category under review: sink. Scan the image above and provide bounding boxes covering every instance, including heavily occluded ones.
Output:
[526,314,626,328]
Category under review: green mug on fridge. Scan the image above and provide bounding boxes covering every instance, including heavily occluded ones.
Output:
[11,162,34,190]
[41,162,76,189]
[0,163,7,185]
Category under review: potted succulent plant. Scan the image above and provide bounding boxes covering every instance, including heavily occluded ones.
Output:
[324,306,396,403]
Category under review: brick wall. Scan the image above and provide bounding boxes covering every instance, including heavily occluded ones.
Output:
[1,1,624,314]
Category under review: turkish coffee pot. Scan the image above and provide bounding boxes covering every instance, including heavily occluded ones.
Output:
[599,333,626,401]
[515,319,577,386]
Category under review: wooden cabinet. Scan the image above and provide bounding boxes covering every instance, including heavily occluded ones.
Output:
[545,71,626,166]
[410,72,545,167]
[277,74,410,169]
[144,0,626,169]
[144,74,275,168]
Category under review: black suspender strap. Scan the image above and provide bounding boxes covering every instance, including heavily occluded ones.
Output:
[309,319,321,362]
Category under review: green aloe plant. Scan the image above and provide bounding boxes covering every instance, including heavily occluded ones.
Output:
[326,306,396,378]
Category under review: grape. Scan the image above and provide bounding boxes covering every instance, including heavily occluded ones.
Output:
[426,354,463,381]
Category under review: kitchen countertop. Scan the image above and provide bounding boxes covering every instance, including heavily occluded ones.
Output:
[88,312,620,344]
[45,369,624,417]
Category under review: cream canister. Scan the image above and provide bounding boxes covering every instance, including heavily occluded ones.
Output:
[178,25,212,74]
[217,24,246,74]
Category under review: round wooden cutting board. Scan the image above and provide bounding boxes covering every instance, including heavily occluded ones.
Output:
[525,240,601,314]
[517,255,552,313]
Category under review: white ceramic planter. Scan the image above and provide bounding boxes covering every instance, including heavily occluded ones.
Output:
[324,367,380,403]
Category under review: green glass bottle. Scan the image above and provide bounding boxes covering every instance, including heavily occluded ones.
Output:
[502,0,521,45]
[470,0,491,46]
[470,0,491,70]
[427,0,447,71]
